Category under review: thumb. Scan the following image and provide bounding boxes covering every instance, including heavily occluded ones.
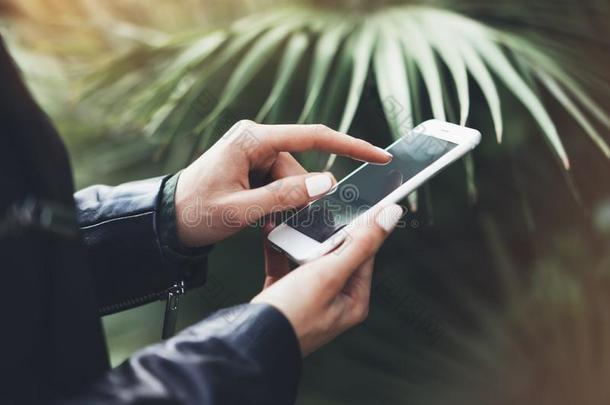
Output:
[304,203,403,296]
[230,172,336,224]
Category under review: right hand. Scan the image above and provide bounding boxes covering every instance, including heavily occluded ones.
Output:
[175,121,391,247]
[252,204,403,357]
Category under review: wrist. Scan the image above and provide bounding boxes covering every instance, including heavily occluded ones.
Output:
[174,169,204,248]
[161,172,211,253]
[251,294,313,357]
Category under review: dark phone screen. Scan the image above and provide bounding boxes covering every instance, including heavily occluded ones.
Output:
[286,131,457,242]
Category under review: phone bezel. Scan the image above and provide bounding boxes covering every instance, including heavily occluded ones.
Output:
[267,120,481,264]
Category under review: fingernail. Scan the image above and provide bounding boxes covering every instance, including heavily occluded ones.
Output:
[305,173,334,197]
[376,204,403,232]
[376,147,393,159]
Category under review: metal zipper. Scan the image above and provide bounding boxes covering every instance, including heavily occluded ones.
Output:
[99,280,185,340]
[161,281,185,339]
[98,289,166,316]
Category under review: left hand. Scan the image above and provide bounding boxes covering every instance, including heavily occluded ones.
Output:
[253,204,403,356]
[174,120,392,247]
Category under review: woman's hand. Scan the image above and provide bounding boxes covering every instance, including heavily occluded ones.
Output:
[175,121,392,247]
[252,204,403,357]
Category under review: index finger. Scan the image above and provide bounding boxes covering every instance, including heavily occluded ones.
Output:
[260,123,392,164]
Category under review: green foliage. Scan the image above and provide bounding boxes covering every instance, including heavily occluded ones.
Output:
[4,3,610,404]
[400,216,610,405]
[82,2,610,183]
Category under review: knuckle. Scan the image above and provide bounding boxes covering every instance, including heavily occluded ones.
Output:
[237,119,257,131]
[227,119,255,139]
[231,120,264,157]
[274,184,305,208]
[313,123,329,133]
[273,189,290,207]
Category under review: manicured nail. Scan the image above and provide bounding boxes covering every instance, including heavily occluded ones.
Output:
[376,147,393,159]
[376,204,403,232]
[305,173,334,197]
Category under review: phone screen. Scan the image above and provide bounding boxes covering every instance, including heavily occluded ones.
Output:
[286,131,457,242]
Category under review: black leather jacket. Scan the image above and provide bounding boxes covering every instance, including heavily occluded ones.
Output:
[0,38,301,404]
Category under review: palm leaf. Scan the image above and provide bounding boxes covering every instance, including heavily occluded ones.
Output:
[324,20,377,169]
[464,153,477,203]
[256,32,309,122]
[338,21,377,133]
[160,24,270,127]
[537,71,610,158]
[502,35,610,154]
[373,21,412,140]
[194,21,301,135]
[298,21,350,123]
[142,31,228,136]
[469,30,570,169]
[457,36,503,141]
[319,24,356,126]
[395,11,446,121]
[83,4,610,192]
[416,12,469,126]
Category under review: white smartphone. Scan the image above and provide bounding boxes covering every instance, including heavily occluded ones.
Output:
[268,119,481,264]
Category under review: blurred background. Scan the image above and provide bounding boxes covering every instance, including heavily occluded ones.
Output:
[2,0,610,403]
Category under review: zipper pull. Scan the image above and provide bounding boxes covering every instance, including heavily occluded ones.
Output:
[161,281,185,339]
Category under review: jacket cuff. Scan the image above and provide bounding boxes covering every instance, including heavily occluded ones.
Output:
[76,176,212,313]
[187,303,302,401]
[158,172,213,263]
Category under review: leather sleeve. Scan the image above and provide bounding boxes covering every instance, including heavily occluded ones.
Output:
[74,175,211,313]
[59,303,302,405]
